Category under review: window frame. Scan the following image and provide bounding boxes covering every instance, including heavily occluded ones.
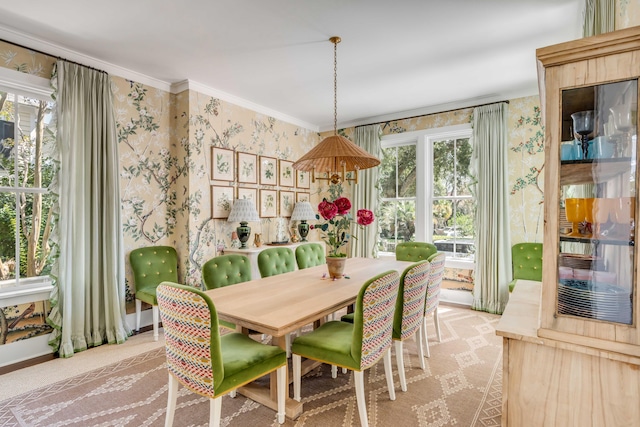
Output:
[381,124,474,270]
[0,67,54,295]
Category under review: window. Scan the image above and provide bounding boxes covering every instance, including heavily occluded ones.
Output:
[0,73,56,291]
[380,124,474,264]
[378,143,416,252]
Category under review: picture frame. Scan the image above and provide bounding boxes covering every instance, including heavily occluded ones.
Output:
[259,156,278,186]
[259,189,277,217]
[296,192,310,203]
[211,185,234,218]
[211,147,235,181]
[279,160,295,187]
[236,187,258,210]
[296,169,311,189]
[279,191,295,217]
[237,152,257,184]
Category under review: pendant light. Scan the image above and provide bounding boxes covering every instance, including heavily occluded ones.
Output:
[292,36,380,185]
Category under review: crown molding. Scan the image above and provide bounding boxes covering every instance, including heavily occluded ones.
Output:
[172,80,319,132]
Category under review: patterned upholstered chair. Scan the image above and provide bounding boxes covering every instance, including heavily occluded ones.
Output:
[295,243,326,269]
[292,270,400,427]
[509,243,543,292]
[157,282,287,427]
[202,254,252,330]
[129,246,178,341]
[395,242,438,262]
[422,252,445,358]
[392,261,431,391]
[257,247,296,278]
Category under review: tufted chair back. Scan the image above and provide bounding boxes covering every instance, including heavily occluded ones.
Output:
[202,254,252,290]
[395,242,438,262]
[129,245,179,341]
[295,243,326,269]
[257,247,296,278]
[510,243,543,291]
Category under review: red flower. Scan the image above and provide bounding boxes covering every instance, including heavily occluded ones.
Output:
[318,200,338,220]
[334,197,352,215]
[357,209,374,226]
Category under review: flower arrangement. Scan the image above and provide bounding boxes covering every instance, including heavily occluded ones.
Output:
[314,196,374,257]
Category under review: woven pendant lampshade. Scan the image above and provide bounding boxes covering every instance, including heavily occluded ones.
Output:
[292,36,380,184]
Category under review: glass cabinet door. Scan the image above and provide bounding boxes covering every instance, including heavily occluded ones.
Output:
[558,79,637,325]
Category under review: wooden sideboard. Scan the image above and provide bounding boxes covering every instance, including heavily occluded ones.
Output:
[496,280,640,426]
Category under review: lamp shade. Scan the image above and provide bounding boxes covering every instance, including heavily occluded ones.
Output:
[227,199,260,223]
[292,135,380,173]
[290,202,316,221]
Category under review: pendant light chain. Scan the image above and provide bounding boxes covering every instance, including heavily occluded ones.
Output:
[331,36,340,136]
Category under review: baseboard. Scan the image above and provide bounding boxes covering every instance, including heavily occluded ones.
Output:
[0,352,55,375]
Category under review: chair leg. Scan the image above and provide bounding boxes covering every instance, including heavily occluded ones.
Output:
[285,334,291,358]
[152,305,159,341]
[342,367,347,374]
[293,354,302,402]
[416,326,426,370]
[434,307,441,342]
[394,340,407,392]
[229,390,237,398]
[276,365,286,424]
[331,365,338,378]
[354,371,369,427]
[209,396,222,427]
[165,374,178,427]
[383,348,396,401]
[423,318,431,358]
[135,299,142,332]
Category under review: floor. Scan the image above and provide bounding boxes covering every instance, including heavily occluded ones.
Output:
[0,330,164,401]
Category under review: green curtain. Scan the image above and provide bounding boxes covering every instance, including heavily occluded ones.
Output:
[583,0,615,37]
[351,124,381,258]
[48,61,130,357]
[470,103,511,314]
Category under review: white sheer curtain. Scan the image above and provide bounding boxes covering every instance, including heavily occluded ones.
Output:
[351,124,381,258]
[48,61,130,357]
[471,103,511,314]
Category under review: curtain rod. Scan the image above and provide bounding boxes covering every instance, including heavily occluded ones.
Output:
[354,99,510,129]
[0,38,106,74]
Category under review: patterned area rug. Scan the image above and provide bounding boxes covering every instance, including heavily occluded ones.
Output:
[0,306,502,426]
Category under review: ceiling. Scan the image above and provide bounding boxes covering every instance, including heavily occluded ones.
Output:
[0,0,583,131]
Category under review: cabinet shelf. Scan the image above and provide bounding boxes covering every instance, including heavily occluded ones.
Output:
[560,157,633,186]
[559,233,634,246]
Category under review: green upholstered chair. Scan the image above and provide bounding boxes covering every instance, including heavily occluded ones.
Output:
[422,252,445,358]
[292,270,400,427]
[509,243,543,292]
[257,247,296,278]
[295,243,326,269]
[392,261,431,391]
[202,254,252,330]
[129,246,178,341]
[341,261,431,390]
[157,282,286,426]
[395,242,438,262]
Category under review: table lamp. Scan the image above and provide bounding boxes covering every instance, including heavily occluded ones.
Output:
[227,199,260,248]
[290,202,316,242]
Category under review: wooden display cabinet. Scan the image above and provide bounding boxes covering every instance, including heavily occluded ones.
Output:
[496,26,640,426]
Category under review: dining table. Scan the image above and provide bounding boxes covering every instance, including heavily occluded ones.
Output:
[204,256,413,420]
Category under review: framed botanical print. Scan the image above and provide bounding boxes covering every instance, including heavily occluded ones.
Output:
[279,160,294,187]
[296,192,310,203]
[237,152,257,184]
[259,189,277,217]
[237,187,257,209]
[211,185,234,218]
[279,191,295,217]
[259,156,277,186]
[296,169,310,189]
[211,147,235,181]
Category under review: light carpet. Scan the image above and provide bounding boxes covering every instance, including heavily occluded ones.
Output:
[0,305,502,426]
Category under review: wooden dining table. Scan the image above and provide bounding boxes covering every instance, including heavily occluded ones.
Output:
[204,256,413,420]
